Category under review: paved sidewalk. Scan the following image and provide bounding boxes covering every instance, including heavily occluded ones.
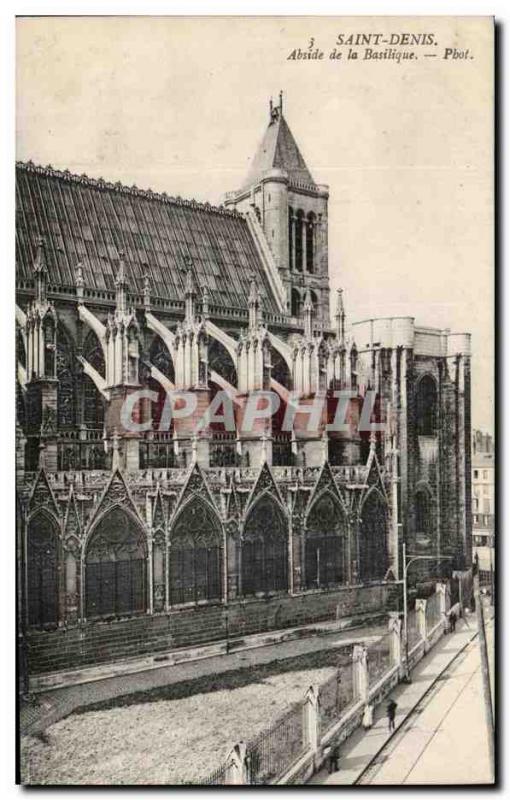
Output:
[310,616,481,785]
[358,620,494,784]
[20,620,384,737]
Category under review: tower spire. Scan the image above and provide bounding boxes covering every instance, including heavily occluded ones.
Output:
[335,289,346,347]
[183,256,197,323]
[33,236,48,304]
[115,251,129,315]
[303,288,313,339]
[142,264,151,311]
[248,272,261,330]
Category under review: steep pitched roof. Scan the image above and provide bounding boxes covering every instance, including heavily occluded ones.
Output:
[243,112,316,188]
[16,162,280,314]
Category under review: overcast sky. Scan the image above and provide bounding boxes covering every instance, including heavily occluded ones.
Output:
[16,16,494,434]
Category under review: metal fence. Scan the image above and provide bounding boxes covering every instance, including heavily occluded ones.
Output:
[449,576,460,608]
[317,662,355,736]
[200,591,451,785]
[245,702,307,785]
[200,758,233,785]
[406,609,421,649]
[426,591,442,632]
[367,632,392,686]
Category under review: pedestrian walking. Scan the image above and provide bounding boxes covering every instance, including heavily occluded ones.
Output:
[362,702,374,730]
[449,610,457,633]
[386,698,397,732]
[328,743,341,774]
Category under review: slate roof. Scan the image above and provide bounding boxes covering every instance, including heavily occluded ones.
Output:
[16,162,280,313]
[243,112,316,188]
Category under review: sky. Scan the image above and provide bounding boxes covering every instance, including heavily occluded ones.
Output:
[16,16,494,434]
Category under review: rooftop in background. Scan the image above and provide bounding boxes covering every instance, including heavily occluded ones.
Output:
[472,451,495,471]
[472,429,494,455]
[15,161,281,314]
[472,430,494,471]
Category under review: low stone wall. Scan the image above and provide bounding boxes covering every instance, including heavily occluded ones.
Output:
[26,582,397,675]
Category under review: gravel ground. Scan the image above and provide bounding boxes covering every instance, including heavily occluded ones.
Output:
[21,654,344,785]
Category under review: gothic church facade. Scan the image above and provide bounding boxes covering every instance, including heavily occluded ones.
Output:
[16,97,472,677]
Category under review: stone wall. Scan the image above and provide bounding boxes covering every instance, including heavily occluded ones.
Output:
[26,583,396,675]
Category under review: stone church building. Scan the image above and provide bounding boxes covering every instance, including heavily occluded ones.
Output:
[16,96,472,678]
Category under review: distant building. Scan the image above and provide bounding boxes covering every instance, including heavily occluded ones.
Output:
[472,431,495,586]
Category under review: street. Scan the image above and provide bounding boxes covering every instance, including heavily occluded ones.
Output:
[359,617,494,785]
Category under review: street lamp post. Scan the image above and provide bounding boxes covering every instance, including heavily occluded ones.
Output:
[402,542,454,678]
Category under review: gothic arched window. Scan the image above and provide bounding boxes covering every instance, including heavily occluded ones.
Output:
[57,329,76,428]
[242,495,288,596]
[415,487,436,548]
[306,212,316,273]
[169,499,223,605]
[43,313,56,379]
[149,336,175,383]
[359,490,388,583]
[271,347,292,464]
[350,345,358,391]
[305,493,347,589]
[416,375,438,436]
[152,530,166,612]
[16,328,26,368]
[291,288,302,318]
[16,381,26,429]
[83,331,105,430]
[208,338,237,387]
[310,289,319,317]
[127,324,139,384]
[85,507,147,619]
[317,341,328,391]
[27,512,59,629]
[148,336,174,434]
[288,207,294,270]
[295,210,304,272]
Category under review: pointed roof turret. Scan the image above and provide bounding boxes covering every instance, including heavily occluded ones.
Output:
[33,236,48,303]
[115,251,129,316]
[248,272,262,330]
[33,235,48,276]
[183,256,197,324]
[335,289,346,347]
[303,288,313,339]
[243,94,316,188]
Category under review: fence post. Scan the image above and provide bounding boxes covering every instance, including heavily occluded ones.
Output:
[352,645,369,703]
[415,598,428,650]
[226,742,249,784]
[388,612,402,673]
[435,582,448,634]
[304,685,321,770]
[435,583,447,615]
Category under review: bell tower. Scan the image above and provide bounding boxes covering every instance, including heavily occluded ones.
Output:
[225,93,330,328]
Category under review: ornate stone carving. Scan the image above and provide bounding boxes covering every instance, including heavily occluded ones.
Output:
[64,534,81,556]
[40,405,57,436]
[64,486,81,538]
[87,469,142,533]
[177,463,219,516]
[246,462,283,512]
[152,487,166,531]
[171,499,222,548]
[29,470,60,519]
